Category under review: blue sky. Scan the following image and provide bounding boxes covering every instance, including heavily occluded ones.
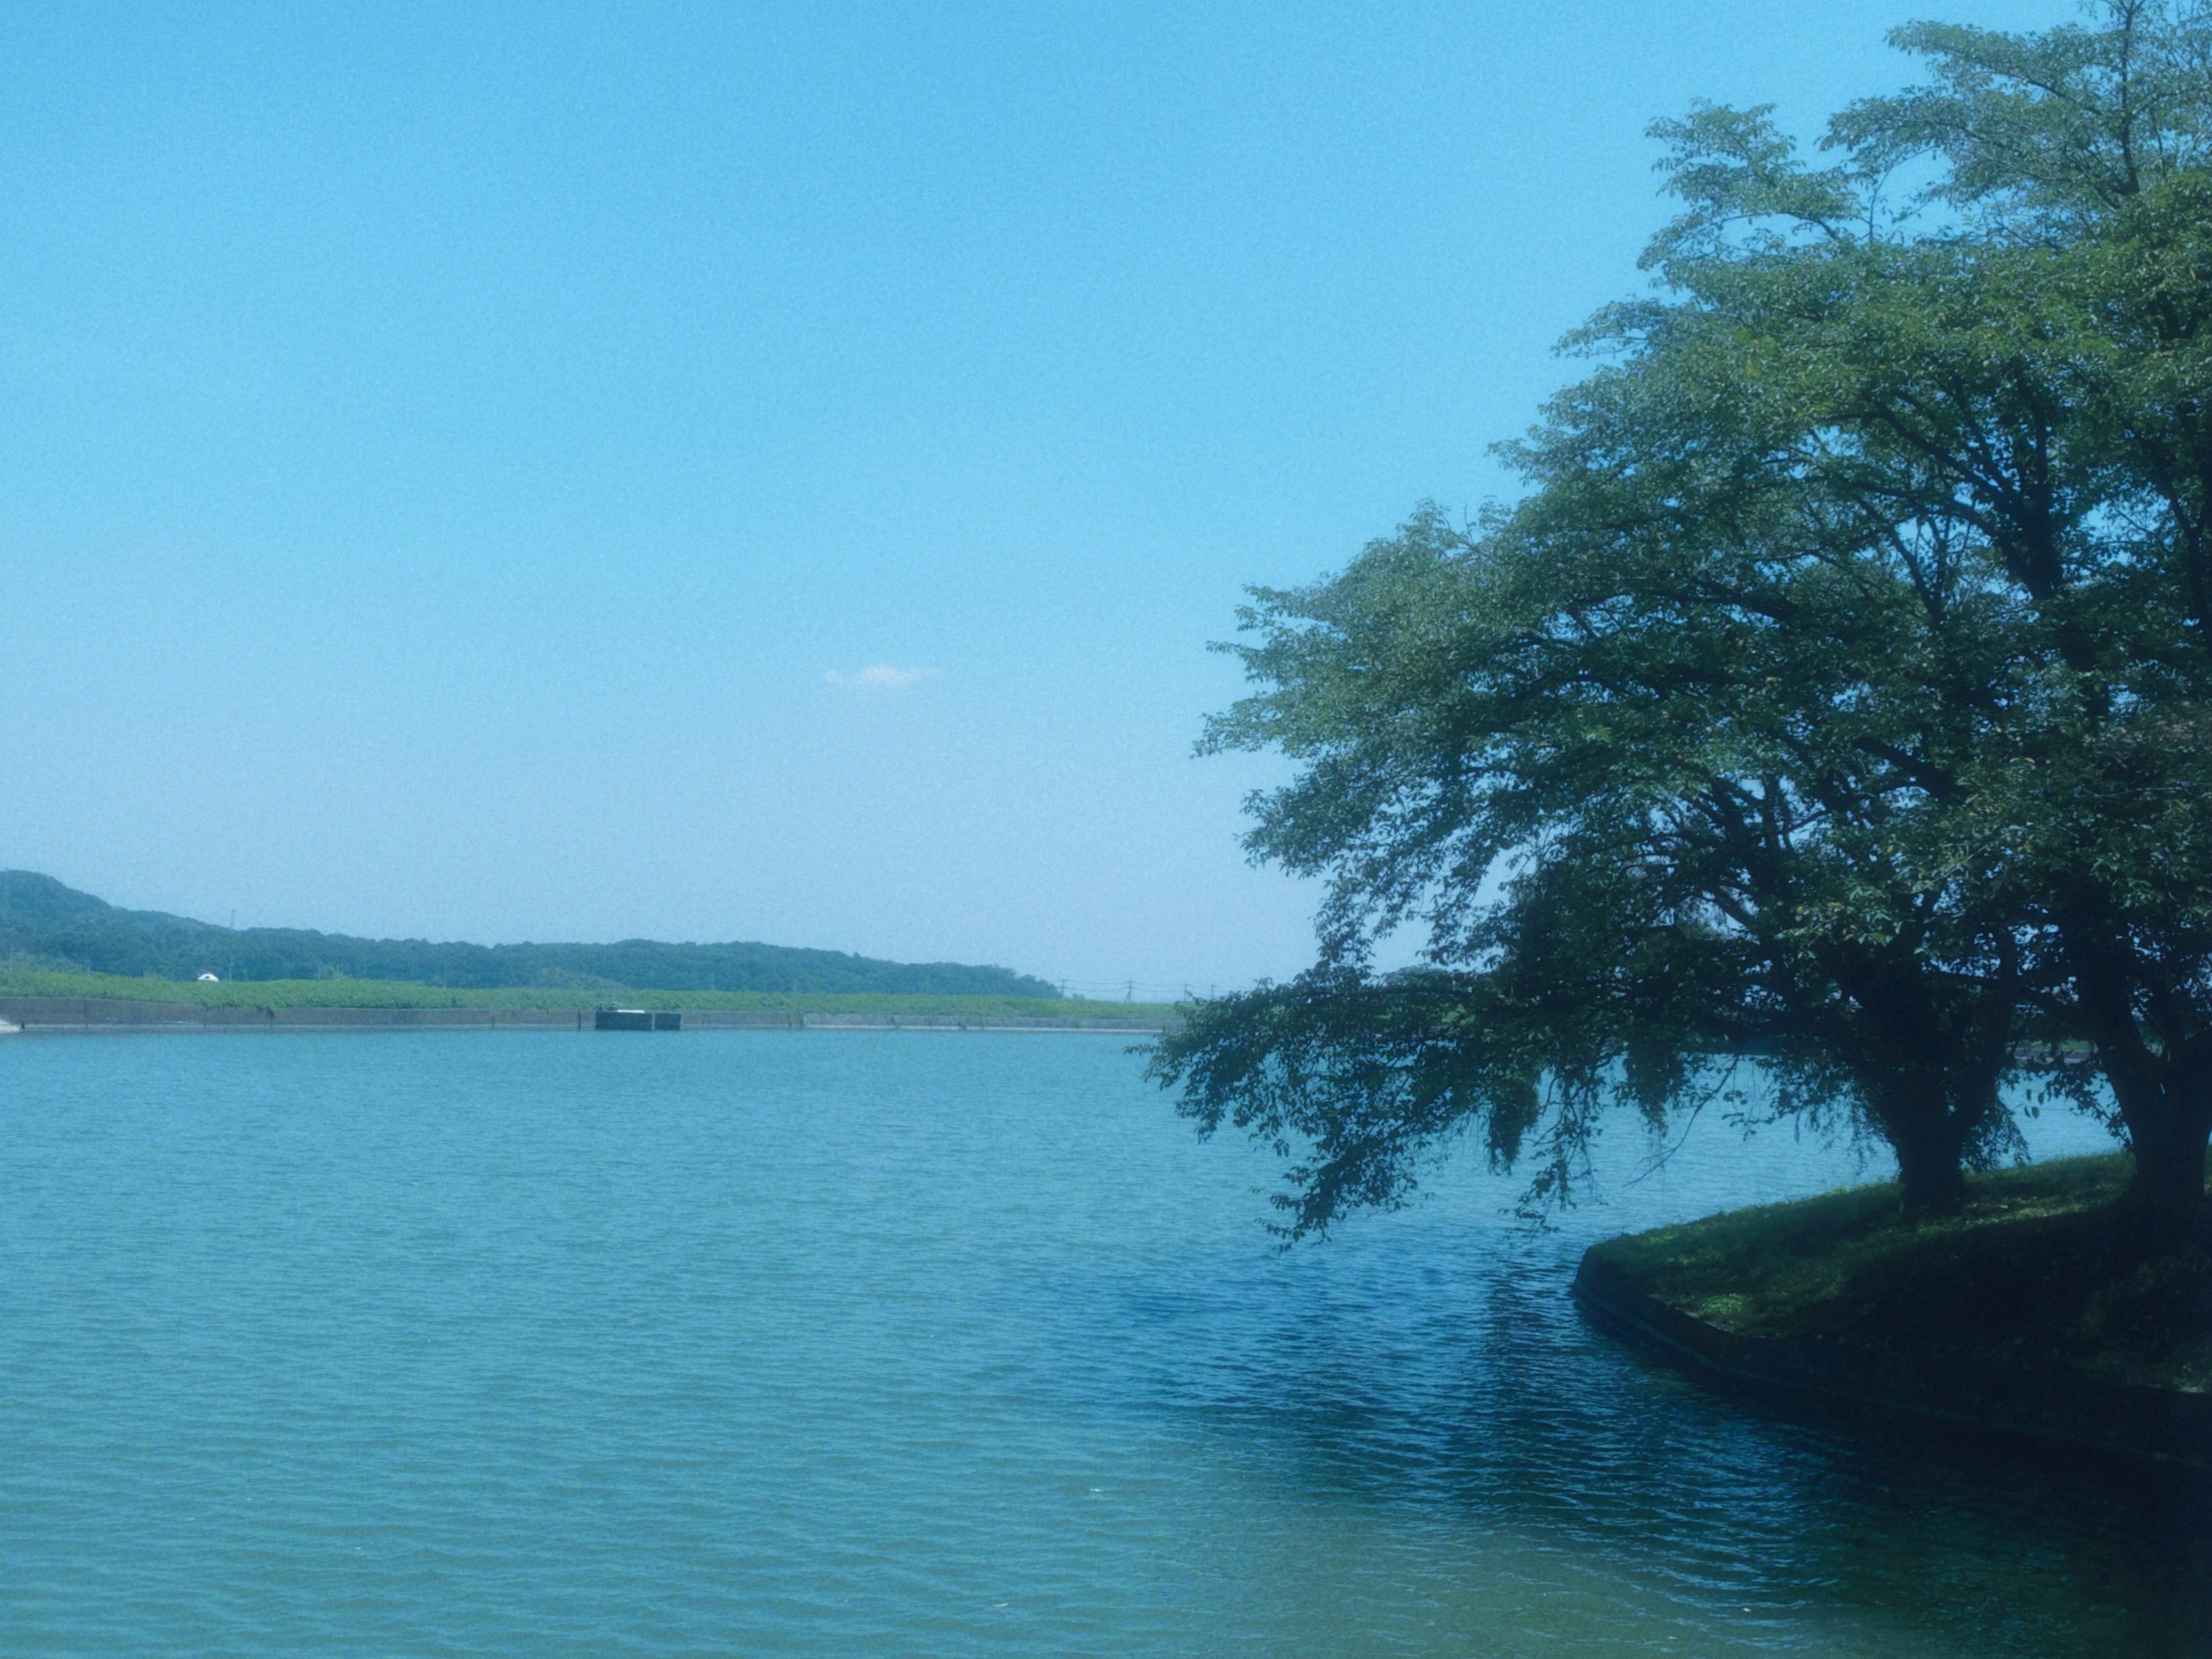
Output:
[0,1,2070,991]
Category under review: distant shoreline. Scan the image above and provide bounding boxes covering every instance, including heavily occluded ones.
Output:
[0,995,1169,1036]
[0,967,1181,1029]
[0,870,1067,1003]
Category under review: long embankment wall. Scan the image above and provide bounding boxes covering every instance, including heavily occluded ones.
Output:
[0,997,1167,1036]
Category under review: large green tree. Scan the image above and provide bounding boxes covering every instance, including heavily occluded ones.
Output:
[1681,1,2212,1217]
[1154,2,2212,1232]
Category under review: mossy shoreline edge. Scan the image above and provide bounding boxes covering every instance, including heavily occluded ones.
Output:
[1573,1156,2212,1469]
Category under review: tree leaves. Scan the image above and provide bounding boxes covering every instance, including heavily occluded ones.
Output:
[1160,3,2212,1230]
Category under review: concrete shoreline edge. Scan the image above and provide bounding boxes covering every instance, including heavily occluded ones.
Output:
[1570,1247,2211,1471]
[0,995,1168,1036]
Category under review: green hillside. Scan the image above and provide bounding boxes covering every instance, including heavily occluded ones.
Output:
[0,872,1061,998]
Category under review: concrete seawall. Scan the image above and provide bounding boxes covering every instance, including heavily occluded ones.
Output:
[0,997,1168,1036]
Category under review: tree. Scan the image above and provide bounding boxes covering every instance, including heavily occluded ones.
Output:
[1153,2,2212,1232]
[1694,1,2212,1218]
[1155,478,2028,1228]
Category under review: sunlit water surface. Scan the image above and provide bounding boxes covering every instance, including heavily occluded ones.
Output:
[0,1032,2200,1656]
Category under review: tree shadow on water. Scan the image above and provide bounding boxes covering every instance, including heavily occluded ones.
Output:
[1100,1228,2210,1658]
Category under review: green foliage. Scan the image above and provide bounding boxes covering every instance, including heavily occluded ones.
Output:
[1157,966,1611,1237]
[1158,2,2212,1233]
[0,870,1062,999]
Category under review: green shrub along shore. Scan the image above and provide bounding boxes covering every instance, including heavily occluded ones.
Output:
[0,966,1180,1024]
[1590,1155,2211,1399]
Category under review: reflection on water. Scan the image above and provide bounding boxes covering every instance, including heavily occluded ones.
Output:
[0,1032,2199,1656]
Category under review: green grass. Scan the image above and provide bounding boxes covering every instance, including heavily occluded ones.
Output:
[0,966,1180,1022]
[1594,1154,2211,1393]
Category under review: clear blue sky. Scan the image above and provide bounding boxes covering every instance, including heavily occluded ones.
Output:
[0,1,2069,991]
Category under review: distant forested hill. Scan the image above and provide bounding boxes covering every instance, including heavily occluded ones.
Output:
[0,872,1059,997]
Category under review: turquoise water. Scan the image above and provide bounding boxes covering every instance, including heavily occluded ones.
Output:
[0,1032,2200,1656]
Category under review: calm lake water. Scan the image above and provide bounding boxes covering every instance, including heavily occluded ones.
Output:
[0,1032,2200,1656]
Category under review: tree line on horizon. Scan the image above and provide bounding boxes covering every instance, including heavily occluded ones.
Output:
[1153,3,2212,1233]
[0,870,1060,999]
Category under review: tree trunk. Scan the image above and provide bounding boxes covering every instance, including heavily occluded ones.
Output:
[2104,1062,2212,1226]
[2127,1127,2210,1218]
[1828,963,2010,1219]
[1888,1111,1971,1216]
[1858,1069,1978,1216]
[2052,918,2212,1229]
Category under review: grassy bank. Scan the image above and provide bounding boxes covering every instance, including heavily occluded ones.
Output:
[0,967,1180,1023]
[1593,1155,2210,1395]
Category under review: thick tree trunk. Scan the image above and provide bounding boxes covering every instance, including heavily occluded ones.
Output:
[1829,961,2012,1219]
[2104,1062,2212,1226]
[2052,919,2212,1229]
[1886,1107,1972,1216]
[2127,1127,2210,1218]
[1856,1065,1982,1216]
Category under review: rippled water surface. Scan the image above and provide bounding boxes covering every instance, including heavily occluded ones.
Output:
[0,1032,2202,1656]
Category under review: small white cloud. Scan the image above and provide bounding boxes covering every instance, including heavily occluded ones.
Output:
[825,664,938,689]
